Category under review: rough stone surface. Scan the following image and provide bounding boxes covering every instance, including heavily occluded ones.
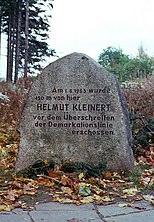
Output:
[0,211,31,222]
[104,210,154,222]
[29,210,101,222]
[16,52,134,172]
[35,202,94,211]
[1,201,153,222]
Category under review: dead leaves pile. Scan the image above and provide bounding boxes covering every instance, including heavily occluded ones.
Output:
[0,124,154,212]
[135,144,154,166]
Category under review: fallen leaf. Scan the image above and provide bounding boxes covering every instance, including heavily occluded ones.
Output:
[93,194,102,201]
[78,172,84,180]
[140,177,151,187]
[44,159,48,165]
[0,205,6,212]
[59,198,74,204]
[149,177,154,186]
[134,161,139,166]
[103,172,112,178]
[23,183,37,195]
[92,185,106,195]
[0,161,6,167]
[5,189,18,201]
[61,186,73,195]
[122,188,139,196]
[80,196,94,204]
[101,196,113,202]
[48,171,61,178]
[143,195,154,204]
[118,203,128,207]
[99,179,107,189]
[79,184,91,196]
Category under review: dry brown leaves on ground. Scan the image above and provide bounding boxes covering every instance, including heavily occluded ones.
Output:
[0,124,154,212]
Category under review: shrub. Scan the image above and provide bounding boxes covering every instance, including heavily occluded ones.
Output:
[0,77,33,126]
[124,75,154,119]
[124,75,154,147]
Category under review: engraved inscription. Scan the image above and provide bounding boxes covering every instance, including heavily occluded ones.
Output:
[33,86,115,136]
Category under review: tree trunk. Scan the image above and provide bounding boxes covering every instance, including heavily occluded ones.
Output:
[14,0,22,83]
[6,14,12,82]
[10,9,16,80]
[24,0,29,79]
[6,2,16,82]
[0,15,1,77]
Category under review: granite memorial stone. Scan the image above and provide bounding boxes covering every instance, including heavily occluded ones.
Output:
[16,53,134,172]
